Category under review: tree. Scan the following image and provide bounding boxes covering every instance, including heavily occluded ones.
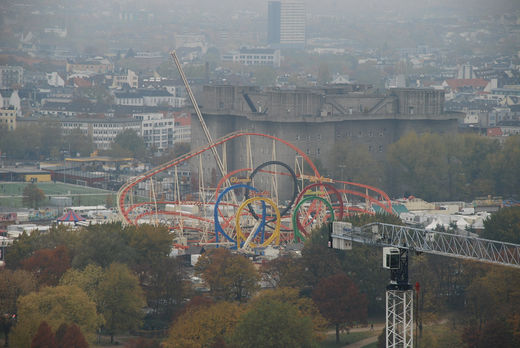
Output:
[23,183,46,209]
[142,256,189,322]
[125,48,136,58]
[0,269,37,315]
[31,321,57,348]
[11,285,102,348]
[110,129,147,159]
[300,225,342,289]
[317,62,331,85]
[122,224,174,266]
[97,263,146,344]
[59,264,105,308]
[387,132,450,200]
[195,248,260,302]
[462,319,520,348]
[231,300,317,348]
[250,287,327,340]
[482,206,520,244]
[340,213,402,315]
[72,223,135,268]
[64,128,94,158]
[163,301,243,348]
[72,223,174,269]
[495,135,520,196]
[6,225,78,270]
[173,142,190,159]
[260,255,306,288]
[312,273,368,344]
[56,323,88,348]
[21,245,71,287]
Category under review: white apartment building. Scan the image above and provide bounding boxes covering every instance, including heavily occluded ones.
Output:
[221,48,281,67]
[133,113,175,150]
[114,89,185,107]
[60,118,141,150]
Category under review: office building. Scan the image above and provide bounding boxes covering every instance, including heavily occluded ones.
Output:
[267,0,305,49]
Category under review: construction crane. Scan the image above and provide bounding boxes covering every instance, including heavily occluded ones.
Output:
[169,51,228,181]
[330,221,520,348]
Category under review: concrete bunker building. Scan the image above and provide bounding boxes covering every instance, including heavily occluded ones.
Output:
[191,84,463,197]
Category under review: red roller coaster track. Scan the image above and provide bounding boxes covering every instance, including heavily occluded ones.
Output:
[117,131,393,246]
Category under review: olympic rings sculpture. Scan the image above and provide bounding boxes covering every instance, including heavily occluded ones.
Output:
[244,160,298,224]
[291,195,335,242]
[214,184,266,247]
[236,196,281,249]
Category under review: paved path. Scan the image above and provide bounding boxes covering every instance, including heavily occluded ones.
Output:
[327,324,384,348]
[343,335,378,348]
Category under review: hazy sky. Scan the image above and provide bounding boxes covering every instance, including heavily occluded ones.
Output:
[164,0,520,17]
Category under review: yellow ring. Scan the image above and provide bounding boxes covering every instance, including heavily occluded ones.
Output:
[235,197,281,248]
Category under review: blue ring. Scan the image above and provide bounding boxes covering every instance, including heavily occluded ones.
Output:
[214,184,266,248]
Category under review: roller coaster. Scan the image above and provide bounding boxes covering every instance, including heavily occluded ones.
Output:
[116,131,393,251]
[116,51,393,252]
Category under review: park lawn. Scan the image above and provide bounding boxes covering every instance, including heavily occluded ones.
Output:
[320,330,376,348]
[0,182,117,208]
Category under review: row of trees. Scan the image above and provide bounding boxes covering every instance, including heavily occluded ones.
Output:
[328,133,520,201]
[0,124,150,161]
[0,122,93,160]
[1,222,187,346]
[2,207,519,347]
[1,218,373,346]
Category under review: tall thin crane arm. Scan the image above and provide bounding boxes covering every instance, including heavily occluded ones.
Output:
[332,222,520,269]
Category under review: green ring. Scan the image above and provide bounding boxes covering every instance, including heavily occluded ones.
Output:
[292,195,334,242]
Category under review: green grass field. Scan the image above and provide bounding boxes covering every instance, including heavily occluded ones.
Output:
[0,182,117,208]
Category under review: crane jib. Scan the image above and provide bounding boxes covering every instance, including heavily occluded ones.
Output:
[331,221,520,269]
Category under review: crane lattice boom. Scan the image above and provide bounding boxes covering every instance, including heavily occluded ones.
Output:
[332,222,520,269]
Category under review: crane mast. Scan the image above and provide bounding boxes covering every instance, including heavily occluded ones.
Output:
[169,51,229,182]
[330,221,520,348]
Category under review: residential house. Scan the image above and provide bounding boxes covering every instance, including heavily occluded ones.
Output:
[0,89,21,116]
[112,69,139,89]
[46,72,65,87]
[442,79,490,100]
[0,66,23,88]
[66,57,114,75]
[0,107,16,131]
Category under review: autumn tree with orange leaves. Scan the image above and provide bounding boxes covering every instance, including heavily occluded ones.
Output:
[312,273,368,344]
[21,245,71,287]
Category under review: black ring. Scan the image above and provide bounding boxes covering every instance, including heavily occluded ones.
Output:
[244,160,298,223]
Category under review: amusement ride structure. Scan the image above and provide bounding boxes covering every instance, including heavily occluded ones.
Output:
[117,51,394,251]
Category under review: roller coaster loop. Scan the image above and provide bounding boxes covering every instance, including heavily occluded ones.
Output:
[292,196,335,242]
[214,184,266,248]
[235,196,281,249]
[244,160,298,223]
